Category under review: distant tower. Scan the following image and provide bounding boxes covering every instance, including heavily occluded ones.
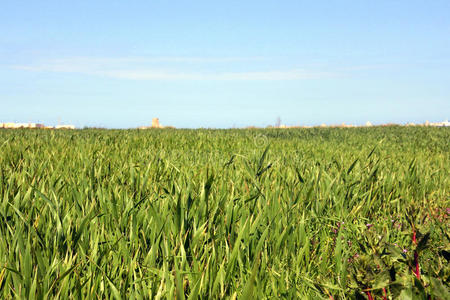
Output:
[275,116,281,128]
[152,118,160,128]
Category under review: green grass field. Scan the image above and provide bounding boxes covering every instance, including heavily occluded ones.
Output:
[0,127,449,299]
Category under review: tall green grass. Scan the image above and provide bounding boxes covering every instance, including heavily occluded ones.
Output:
[0,127,448,298]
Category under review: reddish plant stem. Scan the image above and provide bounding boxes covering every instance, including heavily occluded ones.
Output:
[412,226,420,280]
[414,251,420,280]
[382,287,388,300]
[366,291,374,300]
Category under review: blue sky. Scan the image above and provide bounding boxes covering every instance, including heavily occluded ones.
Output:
[1,0,449,128]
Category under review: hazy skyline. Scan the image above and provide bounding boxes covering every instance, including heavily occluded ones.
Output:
[1,1,449,128]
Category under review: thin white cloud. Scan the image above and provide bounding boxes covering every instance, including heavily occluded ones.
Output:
[93,69,332,80]
[339,64,392,71]
[18,56,265,66]
[13,57,335,81]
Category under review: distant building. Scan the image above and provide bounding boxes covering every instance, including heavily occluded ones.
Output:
[152,118,161,128]
[428,120,450,127]
[55,125,75,129]
[1,122,45,129]
[139,118,170,129]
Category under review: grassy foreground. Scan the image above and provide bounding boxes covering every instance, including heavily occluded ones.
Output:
[0,127,449,299]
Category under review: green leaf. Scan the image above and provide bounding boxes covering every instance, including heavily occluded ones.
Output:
[347,158,359,175]
[241,252,260,300]
[430,278,450,299]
